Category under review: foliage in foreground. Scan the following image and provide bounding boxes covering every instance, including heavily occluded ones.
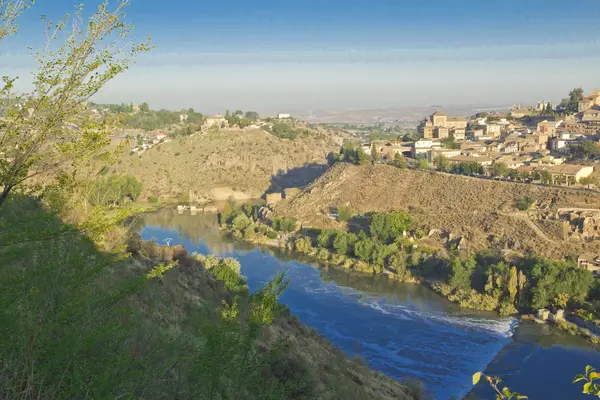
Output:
[473,365,600,399]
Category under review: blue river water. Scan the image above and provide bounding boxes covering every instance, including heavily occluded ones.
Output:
[137,209,600,400]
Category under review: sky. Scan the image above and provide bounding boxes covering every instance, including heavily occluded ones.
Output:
[2,0,600,114]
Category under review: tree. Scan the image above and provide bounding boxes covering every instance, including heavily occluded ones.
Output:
[333,232,348,256]
[354,238,375,261]
[433,154,449,171]
[370,211,412,244]
[394,153,407,169]
[580,175,597,188]
[560,87,584,113]
[417,158,429,170]
[540,170,552,184]
[140,102,150,112]
[244,111,259,121]
[0,1,152,208]
[491,162,509,178]
[516,196,534,211]
[371,143,378,164]
[508,266,518,304]
[338,204,354,222]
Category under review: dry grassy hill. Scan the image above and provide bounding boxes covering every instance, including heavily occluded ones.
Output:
[114,127,340,203]
[274,163,600,259]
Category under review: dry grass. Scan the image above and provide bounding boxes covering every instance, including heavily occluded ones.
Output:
[113,127,340,202]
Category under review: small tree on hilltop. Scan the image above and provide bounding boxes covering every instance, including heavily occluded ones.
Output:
[394,153,407,169]
[417,158,429,170]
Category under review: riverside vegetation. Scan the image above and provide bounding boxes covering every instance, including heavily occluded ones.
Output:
[220,200,600,343]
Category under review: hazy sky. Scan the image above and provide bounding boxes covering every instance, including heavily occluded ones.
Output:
[3,0,600,114]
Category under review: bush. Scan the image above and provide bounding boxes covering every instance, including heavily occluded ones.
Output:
[370,211,412,244]
[148,195,158,204]
[272,216,297,233]
[267,231,278,240]
[516,196,534,211]
[338,205,354,222]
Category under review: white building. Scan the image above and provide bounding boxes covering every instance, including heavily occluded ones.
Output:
[277,113,291,119]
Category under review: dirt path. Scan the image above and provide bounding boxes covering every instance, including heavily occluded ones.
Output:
[500,211,553,243]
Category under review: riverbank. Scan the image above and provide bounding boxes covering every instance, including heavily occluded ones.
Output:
[217,211,600,346]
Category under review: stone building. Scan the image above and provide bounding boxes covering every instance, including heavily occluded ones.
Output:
[579,89,600,112]
[419,111,467,140]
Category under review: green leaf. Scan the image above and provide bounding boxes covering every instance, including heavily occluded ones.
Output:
[502,387,511,397]
[584,381,593,394]
[516,396,528,399]
[472,372,482,385]
[590,371,598,380]
[587,365,595,376]
[574,374,587,383]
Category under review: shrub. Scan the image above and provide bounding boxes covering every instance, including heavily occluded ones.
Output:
[338,205,354,222]
[272,216,297,233]
[267,231,278,240]
[516,196,534,211]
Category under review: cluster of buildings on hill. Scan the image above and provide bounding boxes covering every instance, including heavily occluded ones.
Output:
[364,89,600,185]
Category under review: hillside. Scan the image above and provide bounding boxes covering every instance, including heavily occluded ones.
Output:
[274,163,600,259]
[1,197,421,400]
[114,127,341,202]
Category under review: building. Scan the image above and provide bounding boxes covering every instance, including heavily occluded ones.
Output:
[429,148,461,162]
[412,139,438,158]
[447,155,493,166]
[419,111,468,139]
[203,115,228,129]
[581,107,600,124]
[484,124,502,138]
[510,106,536,118]
[579,89,600,112]
[547,164,594,183]
[537,120,562,136]
[578,255,600,277]
[277,113,291,119]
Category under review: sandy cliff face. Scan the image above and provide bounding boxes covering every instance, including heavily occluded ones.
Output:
[274,163,600,259]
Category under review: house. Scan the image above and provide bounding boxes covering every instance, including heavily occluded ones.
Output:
[447,155,493,166]
[495,155,532,169]
[503,141,519,153]
[484,124,502,138]
[419,111,468,139]
[149,132,167,143]
[537,120,562,136]
[578,89,600,112]
[412,139,438,158]
[429,148,461,162]
[578,255,600,277]
[581,106,600,124]
[203,115,228,129]
[548,164,594,183]
[548,137,574,153]
[277,113,291,119]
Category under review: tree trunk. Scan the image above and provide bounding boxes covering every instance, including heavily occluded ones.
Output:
[0,185,12,208]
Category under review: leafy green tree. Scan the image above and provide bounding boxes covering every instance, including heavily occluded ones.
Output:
[354,238,375,262]
[244,111,260,121]
[394,153,407,169]
[139,102,150,112]
[417,158,429,170]
[433,154,449,171]
[338,204,355,222]
[317,229,335,248]
[333,231,349,256]
[491,162,509,177]
[370,211,412,244]
[508,266,518,304]
[540,170,552,184]
[516,196,534,211]
[0,1,152,208]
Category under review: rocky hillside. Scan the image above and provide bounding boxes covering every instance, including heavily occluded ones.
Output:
[274,163,600,259]
[114,127,340,203]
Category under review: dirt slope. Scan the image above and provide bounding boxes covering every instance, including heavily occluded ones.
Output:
[274,163,600,259]
[114,127,340,202]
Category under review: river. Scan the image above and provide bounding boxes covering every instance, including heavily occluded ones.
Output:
[136,208,600,399]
